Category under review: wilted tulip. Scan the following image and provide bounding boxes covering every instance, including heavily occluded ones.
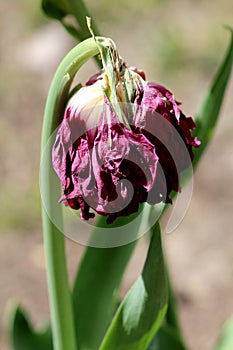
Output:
[52,43,200,223]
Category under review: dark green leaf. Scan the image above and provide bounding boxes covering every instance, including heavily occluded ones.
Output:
[193,26,233,168]
[148,325,187,350]
[41,0,69,20]
[214,315,233,350]
[164,267,187,346]
[8,304,53,350]
[99,222,168,350]
[61,21,81,41]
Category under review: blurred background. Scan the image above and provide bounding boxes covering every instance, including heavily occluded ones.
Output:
[0,0,232,349]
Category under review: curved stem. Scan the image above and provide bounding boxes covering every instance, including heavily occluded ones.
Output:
[41,38,100,350]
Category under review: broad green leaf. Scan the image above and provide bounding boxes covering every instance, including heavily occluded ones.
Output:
[193,26,233,168]
[8,304,53,350]
[214,316,233,350]
[148,325,187,350]
[99,222,168,350]
[72,204,148,350]
[149,264,187,350]
[72,214,141,350]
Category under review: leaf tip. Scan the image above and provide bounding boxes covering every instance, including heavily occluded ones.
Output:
[223,24,233,34]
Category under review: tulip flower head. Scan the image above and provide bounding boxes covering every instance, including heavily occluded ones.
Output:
[52,37,200,224]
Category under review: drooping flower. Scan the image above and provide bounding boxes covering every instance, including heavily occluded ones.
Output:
[52,40,200,223]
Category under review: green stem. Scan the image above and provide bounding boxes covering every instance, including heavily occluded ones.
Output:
[41,38,101,350]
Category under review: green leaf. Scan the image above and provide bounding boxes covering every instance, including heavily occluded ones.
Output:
[8,304,53,350]
[72,215,138,350]
[41,0,85,42]
[164,268,187,345]
[148,325,187,350]
[99,222,168,350]
[214,316,233,350]
[72,204,149,350]
[41,0,101,55]
[41,0,70,20]
[149,265,187,350]
[193,26,233,168]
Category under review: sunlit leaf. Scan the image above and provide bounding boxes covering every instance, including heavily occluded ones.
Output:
[99,222,168,350]
[214,316,233,350]
[193,26,233,167]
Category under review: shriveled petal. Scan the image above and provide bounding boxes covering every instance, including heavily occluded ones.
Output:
[91,121,158,217]
[52,64,200,222]
[131,81,200,203]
